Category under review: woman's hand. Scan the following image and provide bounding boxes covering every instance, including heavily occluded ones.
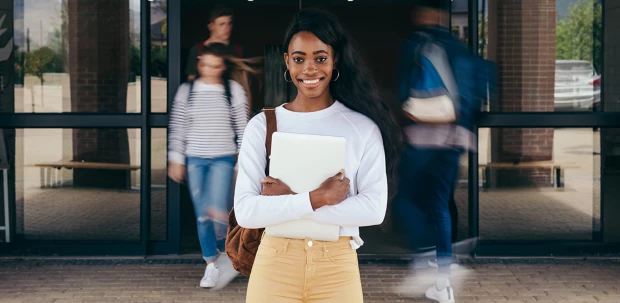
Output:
[168,162,186,183]
[310,170,350,210]
[261,176,295,196]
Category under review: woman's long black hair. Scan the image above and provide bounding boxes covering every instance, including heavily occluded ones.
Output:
[283,9,403,199]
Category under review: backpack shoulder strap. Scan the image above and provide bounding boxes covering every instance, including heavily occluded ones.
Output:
[262,107,277,176]
[411,32,460,99]
[187,80,195,104]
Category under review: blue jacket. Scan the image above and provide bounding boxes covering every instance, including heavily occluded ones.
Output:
[398,25,495,134]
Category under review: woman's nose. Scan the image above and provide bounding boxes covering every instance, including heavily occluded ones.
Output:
[303,61,318,73]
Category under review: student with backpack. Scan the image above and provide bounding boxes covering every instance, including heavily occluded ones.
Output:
[230,9,402,302]
[168,43,255,289]
[394,1,496,302]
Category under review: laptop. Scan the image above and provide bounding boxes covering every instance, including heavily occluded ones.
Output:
[265,132,347,242]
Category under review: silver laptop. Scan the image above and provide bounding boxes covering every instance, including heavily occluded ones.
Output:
[265,132,347,242]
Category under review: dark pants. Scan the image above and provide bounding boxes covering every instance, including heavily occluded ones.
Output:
[394,145,461,275]
[449,186,459,242]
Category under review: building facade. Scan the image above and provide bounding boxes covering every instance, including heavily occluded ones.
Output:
[0,0,619,257]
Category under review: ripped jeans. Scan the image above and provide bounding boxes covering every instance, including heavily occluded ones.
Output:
[186,156,235,262]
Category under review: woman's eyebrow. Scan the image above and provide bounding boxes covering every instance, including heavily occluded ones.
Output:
[291,50,329,55]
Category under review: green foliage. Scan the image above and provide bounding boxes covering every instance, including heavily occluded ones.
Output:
[24,46,60,84]
[130,44,141,82]
[151,46,167,78]
[13,45,24,85]
[556,0,603,72]
[129,45,168,81]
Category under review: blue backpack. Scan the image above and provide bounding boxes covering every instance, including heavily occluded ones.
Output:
[404,31,497,130]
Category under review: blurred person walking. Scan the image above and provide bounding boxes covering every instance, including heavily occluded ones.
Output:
[394,0,496,302]
[168,43,258,289]
[185,7,263,113]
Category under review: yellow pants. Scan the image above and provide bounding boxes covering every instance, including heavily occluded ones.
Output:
[246,234,364,303]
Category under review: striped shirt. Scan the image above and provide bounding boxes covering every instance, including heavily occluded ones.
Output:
[168,80,249,164]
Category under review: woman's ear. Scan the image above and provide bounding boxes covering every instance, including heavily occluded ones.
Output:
[283,53,290,70]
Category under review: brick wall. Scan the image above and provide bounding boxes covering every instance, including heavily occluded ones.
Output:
[67,0,131,188]
[67,0,130,113]
[491,0,556,187]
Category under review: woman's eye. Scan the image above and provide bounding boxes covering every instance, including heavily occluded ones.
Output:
[316,57,327,63]
[293,57,303,63]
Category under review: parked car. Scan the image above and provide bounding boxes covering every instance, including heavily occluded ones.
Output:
[554,60,601,111]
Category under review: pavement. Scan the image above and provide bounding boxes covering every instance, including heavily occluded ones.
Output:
[1,258,619,303]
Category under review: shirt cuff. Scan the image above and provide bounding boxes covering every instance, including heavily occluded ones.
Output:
[168,151,186,165]
[289,192,315,219]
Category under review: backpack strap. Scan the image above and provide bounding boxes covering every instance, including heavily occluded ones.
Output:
[262,108,277,176]
[410,32,460,99]
[188,80,195,101]
[185,81,195,143]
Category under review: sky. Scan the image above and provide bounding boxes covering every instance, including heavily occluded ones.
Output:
[13,0,145,51]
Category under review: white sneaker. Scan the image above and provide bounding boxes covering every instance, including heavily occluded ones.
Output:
[200,263,219,288]
[212,255,240,290]
[428,259,459,269]
[425,283,455,303]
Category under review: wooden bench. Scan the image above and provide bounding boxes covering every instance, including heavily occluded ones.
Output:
[34,161,140,188]
[479,161,579,189]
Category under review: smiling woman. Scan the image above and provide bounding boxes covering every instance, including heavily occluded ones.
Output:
[233,8,402,303]
[284,32,335,101]
[280,9,402,188]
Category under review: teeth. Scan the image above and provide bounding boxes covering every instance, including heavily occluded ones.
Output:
[303,79,320,84]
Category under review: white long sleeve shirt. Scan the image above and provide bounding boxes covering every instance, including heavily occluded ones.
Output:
[234,101,388,249]
[168,80,248,164]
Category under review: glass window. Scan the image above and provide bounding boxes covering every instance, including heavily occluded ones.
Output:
[479,127,600,241]
[11,0,141,113]
[151,128,166,242]
[486,0,603,112]
[151,0,167,113]
[14,128,141,241]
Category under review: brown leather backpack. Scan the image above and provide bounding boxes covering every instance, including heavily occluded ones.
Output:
[226,108,276,276]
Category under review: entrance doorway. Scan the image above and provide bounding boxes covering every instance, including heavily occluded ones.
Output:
[178,0,417,256]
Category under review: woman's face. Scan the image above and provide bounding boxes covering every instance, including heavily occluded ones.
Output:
[285,31,336,99]
[198,54,226,79]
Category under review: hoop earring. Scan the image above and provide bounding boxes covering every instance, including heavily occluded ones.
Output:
[332,69,340,82]
[284,69,293,83]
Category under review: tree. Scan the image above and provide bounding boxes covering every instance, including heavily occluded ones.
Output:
[130,44,140,82]
[556,0,603,72]
[151,46,167,78]
[24,47,58,85]
[13,45,24,85]
[24,46,59,111]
